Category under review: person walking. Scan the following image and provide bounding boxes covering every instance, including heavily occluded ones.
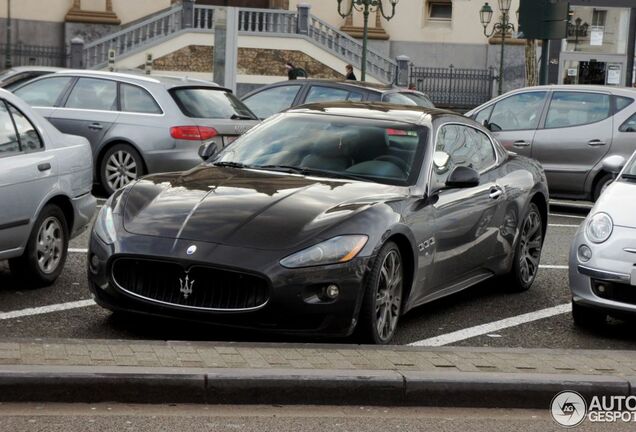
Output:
[345,64,357,81]
[285,62,298,80]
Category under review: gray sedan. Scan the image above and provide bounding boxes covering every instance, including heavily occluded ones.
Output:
[0,89,95,286]
[569,152,636,326]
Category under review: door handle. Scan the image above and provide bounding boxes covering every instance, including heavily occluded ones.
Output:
[38,163,51,172]
[588,139,606,146]
[489,186,504,200]
[513,140,530,148]
[88,123,103,130]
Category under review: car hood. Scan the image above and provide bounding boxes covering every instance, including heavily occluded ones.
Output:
[123,165,407,250]
[594,180,636,228]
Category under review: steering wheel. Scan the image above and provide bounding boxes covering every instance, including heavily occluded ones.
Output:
[375,155,409,174]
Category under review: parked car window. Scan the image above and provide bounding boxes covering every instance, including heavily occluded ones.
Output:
[433,124,496,184]
[242,85,301,119]
[65,78,118,111]
[488,92,546,131]
[13,76,73,107]
[382,92,434,108]
[171,87,256,120]
[619,112,636,132]
[305,86,363,104]
[616,96,634,113]
[7,103,43,152]
[545,91,611,129]
[0,102,20,157]
[474,105,494,125]
[120,83,162,114]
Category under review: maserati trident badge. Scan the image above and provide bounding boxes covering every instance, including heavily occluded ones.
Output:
[186,245,197,255]
[179,274,195,299]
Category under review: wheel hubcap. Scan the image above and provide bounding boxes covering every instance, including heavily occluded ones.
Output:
[375,250,402,342]
[518,210,542,285]
[106,150,138,191]
[36,216,63,274]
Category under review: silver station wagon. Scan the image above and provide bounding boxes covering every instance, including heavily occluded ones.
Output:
[12,71,259,195]
[0,89,95,286]
[467,85,636,201]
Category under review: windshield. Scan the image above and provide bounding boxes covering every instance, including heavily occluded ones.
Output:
[382,92,435,108]
[170,87,257,120]
[623,156,636,178]
[212,113,428,186]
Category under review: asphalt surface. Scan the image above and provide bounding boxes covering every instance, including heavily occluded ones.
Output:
[1,201,635,349]
[0,404,632,432]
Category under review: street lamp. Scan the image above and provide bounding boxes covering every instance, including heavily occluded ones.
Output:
[567,17,589,52]
[337,0,399,82]
[4,0,12,69]
[480,1,516,95]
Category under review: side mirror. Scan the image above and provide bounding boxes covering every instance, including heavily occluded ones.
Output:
[198,142,220,160]
[445,166,480,189]
[602,155,626,175]
[485,121,502,132]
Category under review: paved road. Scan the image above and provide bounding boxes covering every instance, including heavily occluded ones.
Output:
[1,202,635,349]
[0,404,632,432]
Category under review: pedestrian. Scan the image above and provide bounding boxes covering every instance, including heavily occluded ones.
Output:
[345,64,357,81]
[285,62,298,80]
[408,82,416,90]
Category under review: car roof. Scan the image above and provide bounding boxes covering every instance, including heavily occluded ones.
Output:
[504,84,636,96]
[51,70,227,90]
[286,101,456,125]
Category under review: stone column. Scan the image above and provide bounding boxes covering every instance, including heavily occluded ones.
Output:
[297,3,310,35]
[213,7,239,93]
[182,0,195,29]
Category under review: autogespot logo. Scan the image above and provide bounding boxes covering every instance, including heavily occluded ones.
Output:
[551,391,587,428]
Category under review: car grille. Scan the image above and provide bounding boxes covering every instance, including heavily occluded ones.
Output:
[111,258,269,311]
[592,279,636,306]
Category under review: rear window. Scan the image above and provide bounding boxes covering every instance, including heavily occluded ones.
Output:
[171,87,256,120]
[382,92,434,108]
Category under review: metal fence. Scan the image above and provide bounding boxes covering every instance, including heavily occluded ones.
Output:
[410,65,495,110]
[0,43,67,68]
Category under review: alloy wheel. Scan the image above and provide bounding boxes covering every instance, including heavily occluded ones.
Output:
[375,250,403,342]
[105,150,138,191]
[518,209,543,286]
[36,216,64,274]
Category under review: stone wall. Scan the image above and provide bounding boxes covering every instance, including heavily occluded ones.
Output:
[151,45,343,79]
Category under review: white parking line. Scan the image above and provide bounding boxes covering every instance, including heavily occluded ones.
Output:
[408,303,572,347]
[540,265,569,269]
[549,213,587,220]
[0,299,96,320]
[68,248,89,254]
[548,224,579,228]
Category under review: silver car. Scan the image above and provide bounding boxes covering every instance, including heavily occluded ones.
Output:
[0,89,95,286]
[467,85,636,201]
[12,71,258,195]
[569,152,636,326]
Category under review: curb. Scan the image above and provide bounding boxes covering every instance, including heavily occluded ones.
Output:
[0,365,631,407]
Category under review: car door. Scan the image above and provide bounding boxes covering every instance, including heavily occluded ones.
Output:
[532,90,613,197]
[241,84,304,119]
[0,99,55,256]
[472,91,548,158]
[428,122,503,292]
[12,75,75,119]
[47,77,120,155]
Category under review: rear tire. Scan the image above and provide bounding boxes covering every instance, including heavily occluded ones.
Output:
[100,144,144,196]
[9,204,68,287]
[593,173,613,202]
[572,301,606,328]
[504,203,544,293]
[357,241,403,345]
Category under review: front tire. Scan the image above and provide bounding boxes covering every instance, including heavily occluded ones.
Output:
[504,202,544,292]
[9,204,69,287]
[100,144,144,196]
[357,241,403,344]
[593,173,613,202]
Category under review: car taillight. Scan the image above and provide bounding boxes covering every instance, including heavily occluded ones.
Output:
[170,126,218,141]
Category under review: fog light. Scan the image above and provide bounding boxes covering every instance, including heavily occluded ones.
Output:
[578,244,592,262]
[325,284,340,300]
[597,284,606,293]
[89,254,100,273]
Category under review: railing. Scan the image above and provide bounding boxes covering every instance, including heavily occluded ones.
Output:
[84,5,183,69]
[238,8,297,34]
[411,65,495,109]
[0,43,67,67]
[194,5,217,30]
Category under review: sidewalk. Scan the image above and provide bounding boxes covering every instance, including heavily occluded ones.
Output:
[1,339,635,407]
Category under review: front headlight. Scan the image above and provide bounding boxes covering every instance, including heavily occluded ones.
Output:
[280,235,368,269]
[94,205,117,245]
[586,212,613,244]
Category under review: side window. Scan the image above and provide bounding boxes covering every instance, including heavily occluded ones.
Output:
[545,92,611,129]
[242,85,301,119]
[619,112,636,132]
[13,76,73,107]
[433,124,496,184]
[65,78,118,111]
[474,105,493,126]
[0,102,20,157]
[8,104,43,152]
[616,96,634,113]
[305,86,363,104]
[489,92,546,131]
[120,83,162,114]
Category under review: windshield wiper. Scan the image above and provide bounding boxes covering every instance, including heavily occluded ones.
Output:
[230,114,255,120]
[213,161,251,169]
[621,173,636,180]
[256,165,370,182]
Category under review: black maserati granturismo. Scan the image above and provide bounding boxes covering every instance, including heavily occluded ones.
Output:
[88,102,549,344]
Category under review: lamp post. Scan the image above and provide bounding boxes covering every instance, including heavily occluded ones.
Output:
[336,0,399,82]
[567,17,589,52]
[4,0,12,69]
[480,0,516,95]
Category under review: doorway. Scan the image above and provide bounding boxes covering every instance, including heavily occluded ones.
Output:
[578,61,606,85]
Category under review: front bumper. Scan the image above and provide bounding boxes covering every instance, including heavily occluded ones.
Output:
[569,225,636,315]
[87,232,372,337]
[71,192,97,239]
